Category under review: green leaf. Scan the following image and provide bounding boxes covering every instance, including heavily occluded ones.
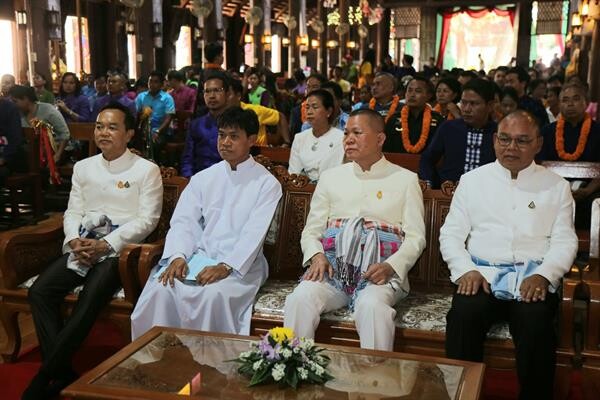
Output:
[286,371,299,389]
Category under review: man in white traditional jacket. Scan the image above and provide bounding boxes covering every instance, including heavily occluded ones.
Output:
[131,106,282,339]
[24,102,163,400]
[284,108,426,351]
[440,110,578,400]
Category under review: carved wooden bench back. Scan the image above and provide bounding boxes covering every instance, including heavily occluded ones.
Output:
[541,161,600,180]
[252,147,422,173]
[256,155,456,291]
[145,167,189,243]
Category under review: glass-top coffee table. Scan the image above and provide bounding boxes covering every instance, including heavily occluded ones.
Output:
[63,326,484,399]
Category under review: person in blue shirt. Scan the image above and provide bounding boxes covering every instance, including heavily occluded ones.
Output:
[135,71,175,163]
[180,71,230,177]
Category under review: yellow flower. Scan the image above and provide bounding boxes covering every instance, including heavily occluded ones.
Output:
[269,327,295,344]
[141,106,153,120]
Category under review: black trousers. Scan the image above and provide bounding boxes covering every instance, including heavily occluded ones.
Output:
[28,254,120,377]
[445,289,558,400]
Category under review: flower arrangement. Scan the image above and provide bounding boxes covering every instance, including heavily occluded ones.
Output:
[230,327,334,389]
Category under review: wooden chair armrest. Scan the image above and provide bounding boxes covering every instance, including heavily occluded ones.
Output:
[117,244,143,305]
[137,239,166,288]
[559,276,580,350]
[582,258,599,282]
[584,280,600,352]
[0,220,64,289]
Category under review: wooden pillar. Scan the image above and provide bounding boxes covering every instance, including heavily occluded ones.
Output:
[589,21,600,104]
[516,0,532,67]
[420,7,437,67]
[339,0,347,63]
[289,0,299,70]
[76,0,84,75]
[376,8,391,65]
[136,0,155,76]
[318,0,326,73]
[579,35,591,86]
[29,0,51,82]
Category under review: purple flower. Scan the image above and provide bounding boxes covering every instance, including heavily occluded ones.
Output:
[259,339,280,361]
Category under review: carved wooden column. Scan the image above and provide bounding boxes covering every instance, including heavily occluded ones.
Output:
[516,0,532,66]
[339,0,347,63]
[589,20,600,106]
[420,7,437,67]
[318,0,326,73]
[289,0,299,70]
[376,8,390,66]
[263,0,272,70]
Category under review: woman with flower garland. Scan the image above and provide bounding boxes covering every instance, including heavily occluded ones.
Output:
[540,82,600,228]
[383,76,443,154]
[433,78,461,121]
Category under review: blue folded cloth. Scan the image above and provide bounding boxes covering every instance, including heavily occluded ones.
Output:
[471,256,542,301]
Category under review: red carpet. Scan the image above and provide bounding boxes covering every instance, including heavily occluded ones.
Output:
[1,321,522,399]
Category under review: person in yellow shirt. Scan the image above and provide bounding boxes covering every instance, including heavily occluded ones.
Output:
[358,49,375,89]
[229,79,290,146]
[331,66,352,96]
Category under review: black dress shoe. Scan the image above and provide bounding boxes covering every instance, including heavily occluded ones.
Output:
[46,369,80,398]
[21,371,51,400]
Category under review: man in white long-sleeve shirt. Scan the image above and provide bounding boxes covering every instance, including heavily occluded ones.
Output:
[131,106,282,339]
[24,102,163,400]
[284,109,426,351]
[440,110,578,400]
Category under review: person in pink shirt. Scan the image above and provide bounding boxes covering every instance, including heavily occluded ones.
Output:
[168,70,197,114]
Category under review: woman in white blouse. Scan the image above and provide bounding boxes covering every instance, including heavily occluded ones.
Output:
[288,89,344,182]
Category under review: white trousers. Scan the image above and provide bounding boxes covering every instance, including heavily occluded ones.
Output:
[283,279,406,351]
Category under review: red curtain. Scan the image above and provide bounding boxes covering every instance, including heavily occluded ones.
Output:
[436,7,516,68]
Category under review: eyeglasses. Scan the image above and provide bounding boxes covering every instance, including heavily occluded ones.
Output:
[495,134,537,149]
[204,87,225,95]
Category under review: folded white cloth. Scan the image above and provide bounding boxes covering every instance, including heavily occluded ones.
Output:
[66,212,117,277]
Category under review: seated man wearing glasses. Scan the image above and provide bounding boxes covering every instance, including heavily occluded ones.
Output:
[440,110,578,399]
[181,71,230,177]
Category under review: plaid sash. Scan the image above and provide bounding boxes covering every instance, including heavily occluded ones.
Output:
[312,217,404,309]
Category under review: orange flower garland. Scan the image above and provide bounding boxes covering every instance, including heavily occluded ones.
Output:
[555,114,592,161]
[300,100,307,123]
[433,104,455,120]
[369,95,400,123]
[401,105,432,154]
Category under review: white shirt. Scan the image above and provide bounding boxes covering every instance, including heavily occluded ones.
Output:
[63,149,163,254]
[440,160,578,289]
[301,156,426,292]
[288,127,344,182]
[162,157,282,280]
[546,107,557,123]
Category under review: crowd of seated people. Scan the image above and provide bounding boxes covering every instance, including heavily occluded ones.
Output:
[1,42,599,400]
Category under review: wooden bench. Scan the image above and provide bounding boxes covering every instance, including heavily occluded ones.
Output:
[580,198,600,372]
[0,167,187,362]
[3,128,44,224]
[129,155,579,390]
[246,156,579,372]
[57,123,97,178]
